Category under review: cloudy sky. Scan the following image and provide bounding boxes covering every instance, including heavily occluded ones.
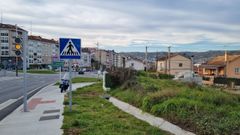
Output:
[1,0,240,52]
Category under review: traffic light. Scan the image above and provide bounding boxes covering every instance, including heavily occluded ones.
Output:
[15,37,22,56]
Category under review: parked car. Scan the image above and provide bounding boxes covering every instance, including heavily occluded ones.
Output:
[78,70,84,74]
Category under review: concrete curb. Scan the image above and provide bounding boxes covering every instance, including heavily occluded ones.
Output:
[109,97,195,135]
[0,83,54,121]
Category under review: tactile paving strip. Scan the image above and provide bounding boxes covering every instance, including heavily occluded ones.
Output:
[43,109,60,114]
[39,115,60,121]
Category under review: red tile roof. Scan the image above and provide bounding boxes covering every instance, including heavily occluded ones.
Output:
[0,23,27,32]
[28,35,58,44]
[206,55,240,65]
[157,54,190,61]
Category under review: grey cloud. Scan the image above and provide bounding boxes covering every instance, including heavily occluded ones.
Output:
[1,0,240,48]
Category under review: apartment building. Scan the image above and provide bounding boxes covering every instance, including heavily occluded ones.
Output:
[0,23,28,69]
[94,49,115,69]
[28,35,59,69]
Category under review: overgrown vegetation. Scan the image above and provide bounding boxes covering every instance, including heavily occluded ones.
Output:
[55,77,100,85]
[105,68,137,88]
[110,71,240,135]
[62,83,169,135]
[71,77,100,83]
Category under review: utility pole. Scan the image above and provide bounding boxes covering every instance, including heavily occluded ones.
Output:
[1,10,2,24]
[191,55,194,77]
[69,60,72,112]
[224,46,228,77]
[145,46,148,71]
[30,21,32,35]
[156,50,159,71]
[168,46,171,75]
[15,24,18,77]
[96,42,101,70]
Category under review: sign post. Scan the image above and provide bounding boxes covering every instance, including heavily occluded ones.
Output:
[23,32,28,112]
[60,38,81,112]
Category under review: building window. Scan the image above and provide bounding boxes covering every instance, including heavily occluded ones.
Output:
[1,39,8,43]
[131,63,134,67]
[1,33,8,36]
[235,68,240,74]
[179,63,183,67]
[1,46,8,49]
[1,51,9,55]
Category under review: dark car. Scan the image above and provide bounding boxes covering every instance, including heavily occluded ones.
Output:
[78,70,84,74]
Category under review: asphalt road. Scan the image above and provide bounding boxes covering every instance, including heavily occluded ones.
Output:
[0,72,59,104]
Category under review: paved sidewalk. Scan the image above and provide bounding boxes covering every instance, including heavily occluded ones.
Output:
[0,82,94,135]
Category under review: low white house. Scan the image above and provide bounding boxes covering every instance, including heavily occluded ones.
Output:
[125,57,145,70]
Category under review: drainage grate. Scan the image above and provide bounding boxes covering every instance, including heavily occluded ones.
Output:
[43,109,60,114]
[39,115,60,121]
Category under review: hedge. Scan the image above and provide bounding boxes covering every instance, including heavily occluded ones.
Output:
[214,77,240,86]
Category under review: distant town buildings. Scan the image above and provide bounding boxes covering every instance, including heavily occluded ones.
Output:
[71,48,92,69]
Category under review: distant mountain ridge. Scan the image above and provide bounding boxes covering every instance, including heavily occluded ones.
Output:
[120,50,240,63]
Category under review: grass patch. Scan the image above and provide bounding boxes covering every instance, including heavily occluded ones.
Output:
[72,77,100,83]
[110,74,240,135]
[20,70,57,74]
[55,77,100,85]
[62,83,169,135]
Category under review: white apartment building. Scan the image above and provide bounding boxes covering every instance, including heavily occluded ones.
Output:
[28,35,59,69]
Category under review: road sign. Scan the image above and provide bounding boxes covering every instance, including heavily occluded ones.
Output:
[52,61,64,67]
[60,38,81,59]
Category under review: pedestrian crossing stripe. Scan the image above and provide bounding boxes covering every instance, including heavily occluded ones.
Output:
[60,39,80,56]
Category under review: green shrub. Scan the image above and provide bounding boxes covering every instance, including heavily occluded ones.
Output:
[107,68,137,88]
[179,88,239,106]
[158,74,174,79]
[121,79,138,90]
[145,84,160,92]
[142,89,179,111]
[202,76,210,81]
[72,120,80,127]
[137,71,148,77]
[151,98,207,116]
[149,73,158,79]
[105,73,114,88]
[214,77,240,86]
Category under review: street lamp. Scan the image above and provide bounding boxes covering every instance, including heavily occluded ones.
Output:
[191,55,194,77]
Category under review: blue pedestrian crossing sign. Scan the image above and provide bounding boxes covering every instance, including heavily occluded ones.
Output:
[60,38,81,59]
